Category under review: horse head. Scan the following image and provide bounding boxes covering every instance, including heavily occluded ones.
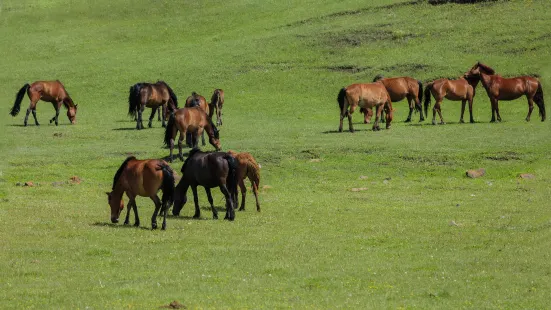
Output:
[172,181,188,216]
[106,191,124,223]
[67,104,77,124]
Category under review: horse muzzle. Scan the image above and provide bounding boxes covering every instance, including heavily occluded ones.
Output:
[111,217,119,224]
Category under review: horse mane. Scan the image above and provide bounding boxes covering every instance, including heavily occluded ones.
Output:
[372,74,385,82]
[477,62,496,75]
[112,156,136,190]
[157,80,179,108]
[207,115,219,139]
[181,148,201,173]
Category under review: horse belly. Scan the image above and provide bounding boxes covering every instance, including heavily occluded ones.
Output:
[444,93,465,101]
[498,92,523,101]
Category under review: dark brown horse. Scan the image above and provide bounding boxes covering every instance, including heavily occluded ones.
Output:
[185,92,210,146]
[164,107,221,162]
[172,148,238,221]
[337,83,393,132]
[9,80,78,126]
[424,75,479,124]
[371,75,424,122]
[210,89,225,126]
[465,62,545,122]
[128,81,178,129]
[106,156,175,230]
[227,150,261,212]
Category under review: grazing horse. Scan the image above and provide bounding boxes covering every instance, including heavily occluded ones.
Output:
[172,148,238,221]
[9,80,78,126]
[424,75,479,125]
[370,75,424,122]
[210,89,225,126]
[164,107,221,162]
[106,156,175,230]
[465,62,545,122]
[227,150,261,212]
[337,83,393,132]
[128,81,178,129]
[185,92,210,146]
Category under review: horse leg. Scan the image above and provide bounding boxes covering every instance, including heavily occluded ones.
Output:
[161,105,167,127]
[191,185,201,219]
[436,102,445,124]
[347,105,356,132]
[489,98,497,122]
[526,97,534,122]
[205,187,218,219]
[405,97,413,123]
[49,102,60,125]
[148,107,157,128]
[460,100,466,123]
[201,130,206,146]
[178,132,185,162]
[31,108,39,126]
[130,198,140,227]
[219,184,235,221]
[372,105,381,131]
[123,200,133,225]
[137,105,145,129]
[158,105,162,122]
[150,195,162,230]
[468,97,475,123]
[252,178,260,212]
[238,179,246,211]
[495,100,502,122]
[338,98,349,132]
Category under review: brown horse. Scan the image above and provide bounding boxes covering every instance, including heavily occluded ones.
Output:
[185,92,210,146]
[371,75,424,122]
[423,75,479,125]
[106,156,175,230]
[128,81,178,129]
[227,150,261,212]
[465,62,545,122]
[172,148,238,221]
[9,80,78,126]
[164,107,221,162]
[210,89,225,126]
[337,83,393,132]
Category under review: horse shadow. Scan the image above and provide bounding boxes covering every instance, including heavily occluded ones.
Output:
[322,128,371,134]
[91,221,152,230]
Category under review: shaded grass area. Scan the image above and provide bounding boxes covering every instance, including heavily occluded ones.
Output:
[1,0,551,308]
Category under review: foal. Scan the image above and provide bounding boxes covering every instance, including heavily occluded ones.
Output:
[210,89,225,126]
[227,150,261,212]
[185,92,210,145]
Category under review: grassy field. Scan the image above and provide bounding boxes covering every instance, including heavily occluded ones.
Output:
[1,0,550,308]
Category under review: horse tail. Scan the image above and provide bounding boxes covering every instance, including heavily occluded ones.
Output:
[416,80,423,114]
[224,154,239,206]
[158,163,175,212]
[534,81,545,121]
[337,87,348,117]
[163,113,176,146]
[10,83,30,116]
[128,84,141,118]
[424,82,433,117]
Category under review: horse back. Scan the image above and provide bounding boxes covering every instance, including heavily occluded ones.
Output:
[346,83,389,107]
[29,80,67,102]
[182,152,229,187]
[123,159,164,197]
[380,77,415,102]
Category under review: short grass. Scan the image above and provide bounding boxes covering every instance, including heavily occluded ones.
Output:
[1,0,550,308]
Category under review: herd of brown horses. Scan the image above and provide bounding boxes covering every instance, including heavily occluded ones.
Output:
[8,62,545,230]
[337,62,545,132]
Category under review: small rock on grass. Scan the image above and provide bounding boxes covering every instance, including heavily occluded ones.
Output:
[519,173,535,179]
[466,168,486,178]
[160,300,186,309]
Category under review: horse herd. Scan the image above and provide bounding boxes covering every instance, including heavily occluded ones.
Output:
[337,62,545,132]
[8,62,545,230]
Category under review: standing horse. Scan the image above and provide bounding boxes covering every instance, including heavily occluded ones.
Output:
[164,107,221,162]
[128,81,178,129]
[371,75,424,122]
[9,80,78,126]
[210,89,225,126]
[185,92,210,146]
[227,150,261,212]
[172,148,238,221]
[424,75,479,125]
[337,83,393,132]
[106,156,175,230]
[465,62,545,122]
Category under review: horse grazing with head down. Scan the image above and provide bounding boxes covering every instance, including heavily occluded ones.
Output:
[9,80,78,126]
[172,148,238,221]
[337,83,393,132]
[128,81,178,129]
[163,107,221,162]
[106,156,175,230]
[210,89,225,126]
[370,75,424,123]
[227,150,261,212]
[424,73,479,125]
[465,62,545,122]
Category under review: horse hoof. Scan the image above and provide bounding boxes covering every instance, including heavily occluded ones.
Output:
[36,123,40,126]
[151,223,157,230]
[238,208,244,211]
[161,224,166,230]
[193,214,200,219]
[432,121,436,125]
[134,222,140,227]
[213,215,218,220]
[404,119,411,123]
[124,221,129,225]
[470,120,475,123]
[460,120,465,124]
[440,122,446,125]
[49,119,53,124]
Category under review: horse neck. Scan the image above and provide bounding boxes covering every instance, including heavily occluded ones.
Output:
[110,185,125,204]
[63,96,75,108]
[479,72,493,89]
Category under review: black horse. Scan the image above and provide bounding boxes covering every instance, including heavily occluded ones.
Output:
[172,149,238,221]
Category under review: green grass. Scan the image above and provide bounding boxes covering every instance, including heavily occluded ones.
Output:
[1,0,551,308]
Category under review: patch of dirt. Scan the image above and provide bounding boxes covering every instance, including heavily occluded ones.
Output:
[485,152,521,161]
[380,63,431,74]
[323,29,421,48]
[262,185,273,190]
[466,168,486,178]
[69,176,82,184]
[502,46,539,55]
[325,65,373,74]
[17,182,37,187]
[53,132,63,137]
[519,173,535,180]
[351,187,368,192]
[160,300,186,309]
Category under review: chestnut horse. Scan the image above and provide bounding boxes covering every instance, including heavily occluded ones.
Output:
[106,156,175,230]
[227,150,261,212]
[9,80,78,126]
[337,83,393,132]
[423,75,479,125]
[172,148,238,221]
[164,107,221,162]
[128,81,178,129]
[371,75,424,122]
[210,89,225,126]
[185,92,210,146]
[465,62,545,122]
